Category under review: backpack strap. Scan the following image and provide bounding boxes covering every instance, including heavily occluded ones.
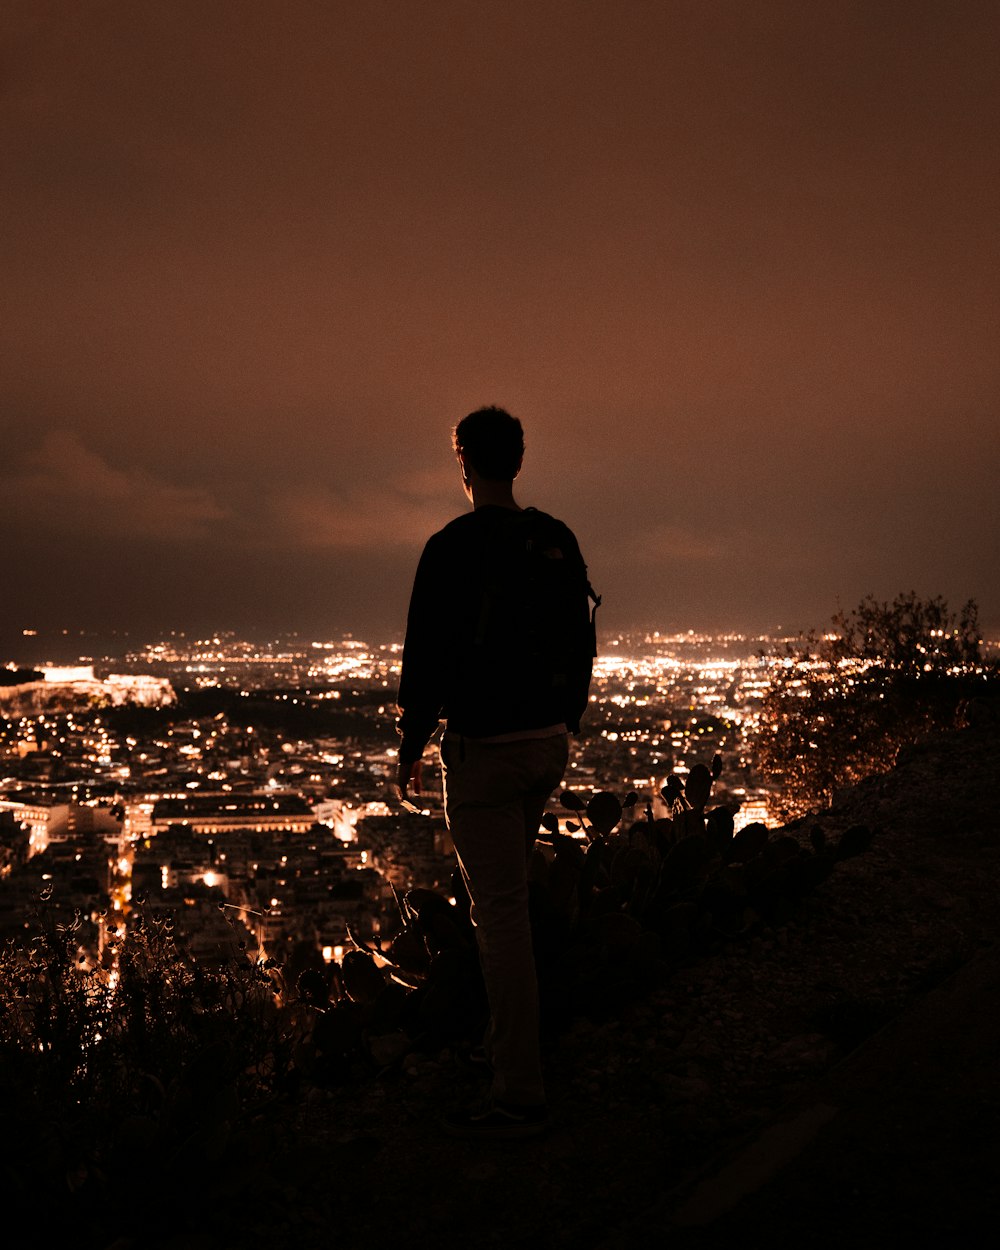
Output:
[587,580,602,650]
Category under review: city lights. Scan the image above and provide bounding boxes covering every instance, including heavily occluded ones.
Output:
[4,628,994,975]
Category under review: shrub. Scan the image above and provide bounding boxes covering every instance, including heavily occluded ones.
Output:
[752,592,995,819]
[0,892,306,1246]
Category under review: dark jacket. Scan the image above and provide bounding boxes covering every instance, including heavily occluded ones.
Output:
[396,505,596,764]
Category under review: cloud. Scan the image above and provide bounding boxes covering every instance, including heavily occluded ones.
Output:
[1,429,230,541]
[266,468,457,552]
[612,523,728,566]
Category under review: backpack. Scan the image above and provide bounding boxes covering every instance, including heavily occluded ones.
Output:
[460,507,600,735]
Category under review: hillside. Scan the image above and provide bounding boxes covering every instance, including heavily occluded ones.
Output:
[20,711,1000,1249]
[244,712,1000,1249]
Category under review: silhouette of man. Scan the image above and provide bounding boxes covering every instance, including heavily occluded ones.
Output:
[396,406,597,1138]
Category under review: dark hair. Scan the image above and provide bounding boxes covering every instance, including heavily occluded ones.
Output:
[453,406,524,481]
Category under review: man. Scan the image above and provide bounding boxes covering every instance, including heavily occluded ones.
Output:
[396,405,597,1139]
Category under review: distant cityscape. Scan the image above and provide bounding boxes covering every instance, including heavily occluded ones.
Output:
[1,627,993,983]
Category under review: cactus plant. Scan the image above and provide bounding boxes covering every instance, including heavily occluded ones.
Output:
[340,948,386,1005]
[587,791,623,836]
[312,752,878,1070]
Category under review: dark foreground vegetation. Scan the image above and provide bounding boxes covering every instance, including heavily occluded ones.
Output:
[1,766,879,1248]
[1,593,997,1247]
[753,592,995,818]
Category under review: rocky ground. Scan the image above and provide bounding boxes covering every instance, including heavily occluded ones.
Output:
[124,717,1000,1250]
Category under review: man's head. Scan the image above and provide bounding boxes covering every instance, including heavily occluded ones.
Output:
[453,406,524,483]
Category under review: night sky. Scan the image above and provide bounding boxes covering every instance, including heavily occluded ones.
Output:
[3,1,998,655]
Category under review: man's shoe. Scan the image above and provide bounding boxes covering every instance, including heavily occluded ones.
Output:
[441,1100,550,1140]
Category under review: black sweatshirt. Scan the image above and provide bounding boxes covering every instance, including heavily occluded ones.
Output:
[396,505,595,765]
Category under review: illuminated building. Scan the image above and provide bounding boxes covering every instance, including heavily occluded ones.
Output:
[150,790,316,835]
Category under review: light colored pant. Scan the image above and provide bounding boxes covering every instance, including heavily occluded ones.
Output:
[441,730,569,1108]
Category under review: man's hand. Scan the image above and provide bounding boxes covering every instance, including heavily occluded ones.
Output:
[397,756,422,800]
